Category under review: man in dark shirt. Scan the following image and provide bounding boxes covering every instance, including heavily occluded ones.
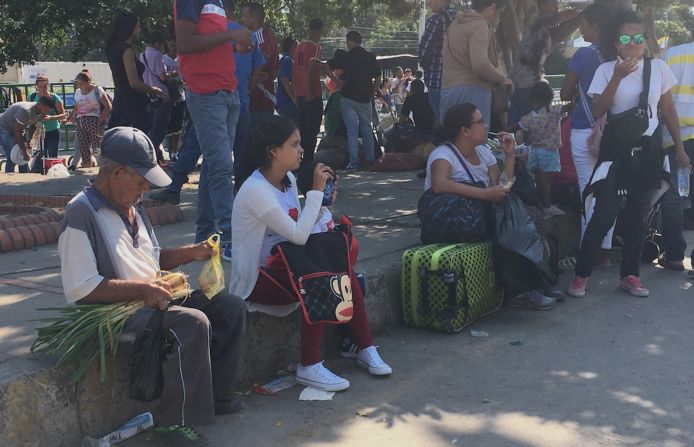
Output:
[400,79,434,136]
[328,31,381,170]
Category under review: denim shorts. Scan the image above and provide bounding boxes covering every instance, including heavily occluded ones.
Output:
[527,147,560,173]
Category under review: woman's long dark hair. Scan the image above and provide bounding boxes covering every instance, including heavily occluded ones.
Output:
[435,103,478,144]
[583,3,612,40]
[105,12,139,51]
[601,9,645,60]
[237,115,299,190]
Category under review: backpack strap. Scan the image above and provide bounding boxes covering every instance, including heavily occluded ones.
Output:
[92,86,103,105]
[445,143,479,184]
[639,57,652,114]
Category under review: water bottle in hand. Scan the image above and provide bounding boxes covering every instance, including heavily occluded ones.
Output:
[677,167,691,197]
[322,177,335,206]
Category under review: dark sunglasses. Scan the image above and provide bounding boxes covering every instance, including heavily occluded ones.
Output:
[618,33,646,45]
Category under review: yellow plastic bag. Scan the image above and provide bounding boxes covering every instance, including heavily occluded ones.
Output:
[198,234,225,299]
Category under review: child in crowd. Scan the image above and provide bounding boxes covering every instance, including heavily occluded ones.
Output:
[517,81,566,218]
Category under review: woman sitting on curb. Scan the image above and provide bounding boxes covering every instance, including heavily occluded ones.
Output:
[424,103,561,309]
[230,115,392,392]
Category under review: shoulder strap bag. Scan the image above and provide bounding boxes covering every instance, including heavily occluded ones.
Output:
[417,144,491,244]
[605,57,652,146]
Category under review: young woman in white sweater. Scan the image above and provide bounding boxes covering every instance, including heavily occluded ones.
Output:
[230,116,391,392]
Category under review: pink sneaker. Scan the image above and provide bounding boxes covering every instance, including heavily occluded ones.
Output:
[568,276,588,298]
[619,276,649,297]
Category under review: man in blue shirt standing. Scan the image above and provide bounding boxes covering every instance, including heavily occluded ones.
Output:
[229,20,265,185]
[276,36,298,124]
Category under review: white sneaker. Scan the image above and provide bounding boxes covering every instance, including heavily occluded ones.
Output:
[542,205,565,219]
[357,346,392,376]
[296,361,350,392]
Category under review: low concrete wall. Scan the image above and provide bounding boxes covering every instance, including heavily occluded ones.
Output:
[0,252,406,446]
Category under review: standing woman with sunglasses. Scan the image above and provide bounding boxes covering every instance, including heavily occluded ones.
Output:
[568,10,691,298]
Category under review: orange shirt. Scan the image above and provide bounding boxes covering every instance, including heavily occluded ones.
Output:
[292,40,322,98]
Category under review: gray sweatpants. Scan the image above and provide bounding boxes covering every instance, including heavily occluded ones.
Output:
[125,290,247,427]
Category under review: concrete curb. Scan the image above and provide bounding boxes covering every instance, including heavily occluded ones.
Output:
[0,251,407,446]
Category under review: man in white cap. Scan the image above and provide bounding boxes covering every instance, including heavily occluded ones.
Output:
[58,127,246,445]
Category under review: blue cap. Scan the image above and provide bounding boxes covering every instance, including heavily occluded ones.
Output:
[100,127,171,188]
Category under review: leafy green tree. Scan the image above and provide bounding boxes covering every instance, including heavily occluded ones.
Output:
[0,0,426,72]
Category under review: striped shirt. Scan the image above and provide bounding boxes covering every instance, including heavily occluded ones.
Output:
[418,6,455,91]
[664,42,694,147]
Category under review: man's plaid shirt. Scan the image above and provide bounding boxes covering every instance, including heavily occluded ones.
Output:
[418,6,455,91]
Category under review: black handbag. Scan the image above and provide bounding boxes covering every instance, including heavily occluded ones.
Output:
[417,143,491,244]
[606,57,652,145]
[129,310,171,402]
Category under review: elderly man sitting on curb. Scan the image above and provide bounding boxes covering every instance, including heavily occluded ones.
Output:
[58,127,246,446]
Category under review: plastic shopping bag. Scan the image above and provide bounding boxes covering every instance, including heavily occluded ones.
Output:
[494,193,544,264]
[198,234,225,299]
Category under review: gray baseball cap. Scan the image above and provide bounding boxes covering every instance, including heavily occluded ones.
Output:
[101,127,171,188]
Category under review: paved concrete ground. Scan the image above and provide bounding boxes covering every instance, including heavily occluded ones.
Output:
[0,169,421,368]
[198,255,694,447]
[2,169,694,446]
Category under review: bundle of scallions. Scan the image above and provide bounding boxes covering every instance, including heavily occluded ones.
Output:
[30,271,191,387]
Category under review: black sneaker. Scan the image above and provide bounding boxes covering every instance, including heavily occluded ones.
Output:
[338,337,359,358]
[149,189,181,205]
[214,397,242,415]
[152,425,209,446]
[67,165,76,174]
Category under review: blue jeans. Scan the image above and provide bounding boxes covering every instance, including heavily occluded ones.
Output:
[44,129,60,158]
[660,143,694,261]
[168,112,247,194]
[439,84,492,128]
[0,130,29,173]
[340,97,374,165]
[148,99,173,162]
[428,89,442,126]
[233,111,250,184]
[186,89,240,245]
[168,121,201,193]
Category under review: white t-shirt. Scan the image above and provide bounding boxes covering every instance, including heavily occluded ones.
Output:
[260,173,303,266]
[311,207,335,234]
[391,78,406,104]
[588,58,677,136]
[74,87,105,118]
[424,144,497,191]
[230,169,323,315]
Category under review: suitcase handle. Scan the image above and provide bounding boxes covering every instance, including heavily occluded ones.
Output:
[418,268,471,332]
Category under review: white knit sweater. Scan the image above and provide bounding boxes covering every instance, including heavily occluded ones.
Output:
[229,170,323,316]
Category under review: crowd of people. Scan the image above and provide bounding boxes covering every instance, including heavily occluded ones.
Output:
[1,0,691,443]
[417,0,694,305]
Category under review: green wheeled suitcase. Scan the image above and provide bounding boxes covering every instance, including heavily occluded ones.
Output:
[401,243,503,333]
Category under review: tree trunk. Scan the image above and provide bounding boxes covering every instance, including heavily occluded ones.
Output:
[642,0,661,58]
